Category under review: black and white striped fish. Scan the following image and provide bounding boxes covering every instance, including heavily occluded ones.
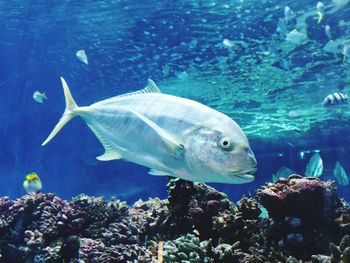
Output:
[322,92,349,106]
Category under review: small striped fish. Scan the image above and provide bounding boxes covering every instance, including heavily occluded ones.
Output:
[322,92,349,107]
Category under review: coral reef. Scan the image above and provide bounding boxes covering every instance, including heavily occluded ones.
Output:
[257,175,342,223]
[0,194,153,262]
[257,175,344,259]
[0,175,349,262]
[165,178,236,241]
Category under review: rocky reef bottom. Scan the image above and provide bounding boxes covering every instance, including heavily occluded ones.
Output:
[1,175,350,262]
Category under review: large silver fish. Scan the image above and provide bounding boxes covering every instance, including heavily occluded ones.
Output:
[272,166,294,183]
[333,161,349,186]
[305,152,323,177]
[42,77,257,184]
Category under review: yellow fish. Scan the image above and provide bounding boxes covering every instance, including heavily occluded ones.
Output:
[316,2,325,24]
[23,172,42,194]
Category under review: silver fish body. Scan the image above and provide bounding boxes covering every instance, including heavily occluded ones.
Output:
[23,179,42,194]
[325,25,332,40]
[323,92,349,106]
[42,77,257,184]
[305,152,323,177]
[333,161,349,186]
[272,166,294,183]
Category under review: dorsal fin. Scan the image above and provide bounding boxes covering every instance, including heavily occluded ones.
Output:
[115,79,161,99]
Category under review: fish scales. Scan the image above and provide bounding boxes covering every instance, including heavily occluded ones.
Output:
[81,94,235,177]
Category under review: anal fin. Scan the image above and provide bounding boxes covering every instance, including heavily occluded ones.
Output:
[97,149,122,161]
[86,123,123,161]
[149,169,171,176]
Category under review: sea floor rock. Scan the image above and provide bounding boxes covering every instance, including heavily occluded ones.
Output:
[0,176,349,262]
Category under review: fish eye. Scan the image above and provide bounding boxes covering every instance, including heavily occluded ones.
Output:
[218,137,233,150]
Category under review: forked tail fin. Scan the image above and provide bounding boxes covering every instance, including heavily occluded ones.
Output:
[42,77,78,146]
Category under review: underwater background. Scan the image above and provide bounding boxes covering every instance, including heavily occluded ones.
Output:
[0,0,350,204]
[2,1,350,262]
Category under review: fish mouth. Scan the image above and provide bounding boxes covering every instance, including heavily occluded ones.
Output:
[229,167,257,183]
[230,166,257,175]
[234,173,255,182]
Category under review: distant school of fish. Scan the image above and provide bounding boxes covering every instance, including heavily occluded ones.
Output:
[272,152,349,186]
[31,0,350,190]
[266,1,349,110]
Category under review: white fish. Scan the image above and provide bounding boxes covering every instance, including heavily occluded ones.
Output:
[333,161,349,186]
[177,71,189,80]
[276,18,288,36]
[343,43,350,63]
[333,0,349,8]
[222,39,248,49]
[305,152,323,177]
[323,92,349,106]
[76,49,88,65]
[284,6,294,23]
[285,29,308,45]
[42,77,257,184]
[272,166,294,183]
[33,91,47,103]
[325,25,332,40]
[288,111,300,118]
[279,58,290,70]
[323,40,341,53]
[223,39,234,48]
[316,2,325,24]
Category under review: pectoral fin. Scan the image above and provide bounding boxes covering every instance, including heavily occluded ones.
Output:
[129,109,184,155]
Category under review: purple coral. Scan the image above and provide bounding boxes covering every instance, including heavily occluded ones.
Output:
[257,175,342,224]
[165,179,234,241]
[79,238,153,262]
[257,175,344,259]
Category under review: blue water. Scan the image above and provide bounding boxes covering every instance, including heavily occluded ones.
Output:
[0,0,350,203]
